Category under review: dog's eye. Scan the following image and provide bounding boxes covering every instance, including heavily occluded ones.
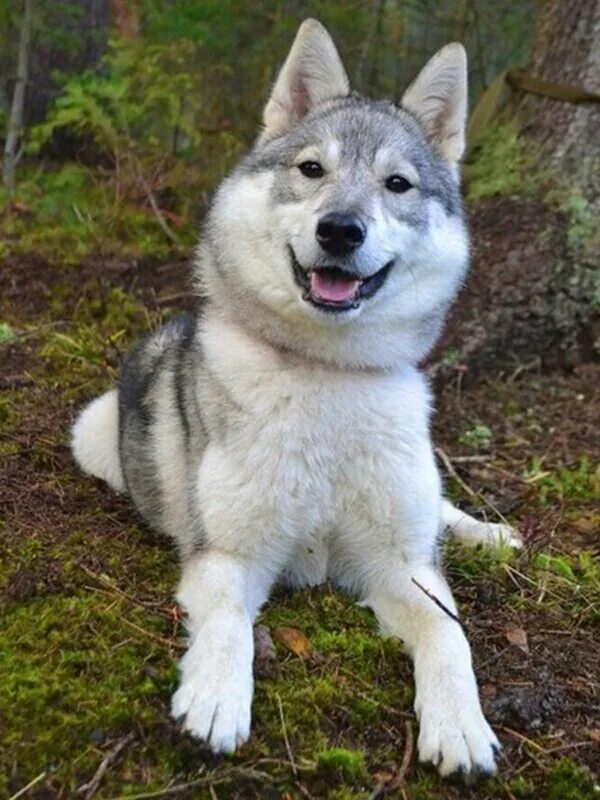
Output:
[298,161,324,179]
[385,175,413,194]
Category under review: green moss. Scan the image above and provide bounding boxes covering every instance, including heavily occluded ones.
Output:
[0,394,21,432]
[317,747,367,783]
[403,775,442,799]
[0,593,170,787]
[545,759,596,800]
[466,122,541,202]
[507,775,535,798]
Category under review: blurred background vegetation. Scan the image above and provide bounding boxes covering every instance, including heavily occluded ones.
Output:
[0,0,538,262]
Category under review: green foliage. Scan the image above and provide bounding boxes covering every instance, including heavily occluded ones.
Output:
[0,159,196,262]
[523,457,600,504]
[460,423,493,449]
[2,2,539,262]
[30,38,211,161]
[0,321,16,343]
[1,36,241,262]
[466,122,541,201]
[530,551,599,615]
[43,286,143,356]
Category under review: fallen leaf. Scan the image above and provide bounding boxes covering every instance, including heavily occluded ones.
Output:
[273,626,311,657]
[572,515,599,534]
[505,625,529,653]
[371,771,394,784]
[481,683,497,699]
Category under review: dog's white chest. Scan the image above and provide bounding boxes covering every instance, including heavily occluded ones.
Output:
[199,317,433,560]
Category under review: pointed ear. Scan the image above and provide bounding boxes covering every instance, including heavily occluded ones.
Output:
[262,19,349,137]
[401,43,468,164]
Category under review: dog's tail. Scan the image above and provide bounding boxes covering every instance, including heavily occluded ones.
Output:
[71,389,125,493]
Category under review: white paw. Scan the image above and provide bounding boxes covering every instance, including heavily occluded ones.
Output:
[416,675,500,779]
[171,624,253,753]
[482,521,522,549]
[456,519,523,549]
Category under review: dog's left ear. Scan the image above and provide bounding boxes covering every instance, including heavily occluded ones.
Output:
[401,43,467,164]
[262,19,349,138]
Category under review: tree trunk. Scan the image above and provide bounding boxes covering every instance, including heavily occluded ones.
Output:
[3,0,32,202]
[437,0,600,377]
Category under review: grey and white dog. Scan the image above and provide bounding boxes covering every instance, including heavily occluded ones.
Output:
[72,20,520,779]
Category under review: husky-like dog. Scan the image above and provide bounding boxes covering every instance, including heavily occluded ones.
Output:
[72,20,520,779]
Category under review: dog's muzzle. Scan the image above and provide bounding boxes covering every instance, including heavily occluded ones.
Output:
[289,247,393,313]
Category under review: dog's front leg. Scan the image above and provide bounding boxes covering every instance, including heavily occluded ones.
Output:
[364,562,499,779]
[171,551,272,753]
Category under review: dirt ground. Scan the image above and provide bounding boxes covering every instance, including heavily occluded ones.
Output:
[1,201,599,799]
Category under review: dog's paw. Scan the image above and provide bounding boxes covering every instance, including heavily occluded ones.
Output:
[171,629,253,753]
[482,521,522,549]
[416,680,500,779]
[457,519,523,550]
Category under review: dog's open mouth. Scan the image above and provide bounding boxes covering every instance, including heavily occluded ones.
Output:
[289,248,393,312]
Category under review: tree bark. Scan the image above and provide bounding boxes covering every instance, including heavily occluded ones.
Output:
[3,0,32,201]
[437,0,600,376]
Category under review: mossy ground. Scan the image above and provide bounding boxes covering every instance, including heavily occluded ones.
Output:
[1,249,598,799]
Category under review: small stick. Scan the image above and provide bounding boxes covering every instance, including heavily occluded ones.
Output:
[8,771,47,800]
[77,732,135,798]
[0,375,34,390]
[276,693,298,777]
[435,447,477,497]
[106,766,273,800]
[435,447,515,527]
[388,720,414,790]
[411,578,462,626]
[444,454,491,463]
[369,720,414,798]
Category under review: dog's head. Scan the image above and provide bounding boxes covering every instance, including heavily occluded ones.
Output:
[199,19,469,369]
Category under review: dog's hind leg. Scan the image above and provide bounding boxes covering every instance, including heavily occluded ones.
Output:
[442,499,522,548]
[71,389,125,493]
[171,551,273,753]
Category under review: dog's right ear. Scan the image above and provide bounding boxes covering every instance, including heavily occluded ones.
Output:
[262,19,349,138]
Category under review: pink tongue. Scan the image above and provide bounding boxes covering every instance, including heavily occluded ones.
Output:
[311,271,359,303]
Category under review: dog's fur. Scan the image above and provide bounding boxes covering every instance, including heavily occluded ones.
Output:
[71,20,520,779]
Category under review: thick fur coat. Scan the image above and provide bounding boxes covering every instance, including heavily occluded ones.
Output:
[72,20,520,779]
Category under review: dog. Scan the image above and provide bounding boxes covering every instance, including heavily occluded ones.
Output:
[71,19,521,779]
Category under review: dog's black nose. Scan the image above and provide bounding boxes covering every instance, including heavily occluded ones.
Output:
[316,212,366,257]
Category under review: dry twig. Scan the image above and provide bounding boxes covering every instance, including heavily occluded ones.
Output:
[276,692,298,777]
[8,771,47,800]
[106,766,273,799]
[369,720,414,798]
[411,577,462,626]
[77,732,135,798]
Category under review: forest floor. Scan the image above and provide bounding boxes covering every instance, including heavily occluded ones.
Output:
[1,218,599,799]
